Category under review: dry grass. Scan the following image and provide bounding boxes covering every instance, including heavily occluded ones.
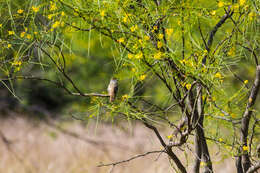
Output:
[0,113,236,173]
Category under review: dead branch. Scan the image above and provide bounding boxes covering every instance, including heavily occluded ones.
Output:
[97,150,164,167]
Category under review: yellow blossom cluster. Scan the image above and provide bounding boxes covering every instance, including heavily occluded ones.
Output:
[242,145,248,151]
[52,21,60,29]
[117,37,125,43]
[215,72,222,79]
[130,25,138,32]
[100,10,105,17]
[154,51,162,59]
[20,32,25,38]
[218,1,224,7]
[122,94,129,100]
[127,52,143,60]
[185,83,191,90]
[135,52,143,59]
[158,33,164,39]
[32,6,40,13]
[227,47,236,56]
[166,28,173,36]
[139,74,146,81]
[17,9,24,14]
[50,1,57,11]
[12,61,22,66]
[8,31,15,35]
[157,41,163,48]
[144,35,150,41]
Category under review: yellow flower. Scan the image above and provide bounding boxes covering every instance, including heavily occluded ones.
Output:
[239,0,246,6]
[157,41,163,48]
[242,145,248,151]
[48,14,54,20]
[153,26,158,30]
[138,39,143,44]
[122,94,129,100]
[227,47,235,56]
[177,20,181,26]
[26,34,31,39]
[50,2,57,11]
[17,9,24,14]
[130,25,138,32]
[249,98,252,103]
[20,32,25,38]
[61,11,65,16]
[244,80,248,84]
[219,138,223,142]
[200,161,206,166]
[123,16,128,23]
[211,10,216,16]
[135,52,143,59]
[34,32,38,35]
[144,35,150,41]
[117,37,125,43]
[8,31,15,35]
[167,135,173,140]
[32,6,40,13]
[158,33,164,39]
[100,10,105,17]
[218,1,224,7]
[215,72,222,79]
[7,44,11,48]
[185,83,191,90]
[154,52,162,59]
[12,61,22,66]
[52,21,60,28]
[180,59,187,64]
[0,24,2,27]
[139,74,146,81]
[128,53,134,59]
[166,28,173,35]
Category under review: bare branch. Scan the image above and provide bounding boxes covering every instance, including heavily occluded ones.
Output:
[202,7,233,64]
[72,92,109,97]
[246,162,260,173]
[97,150,164,167]
[237,43,259,66]
[239,65,260,172]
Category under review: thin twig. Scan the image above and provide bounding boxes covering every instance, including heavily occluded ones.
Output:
[97,150,164,167]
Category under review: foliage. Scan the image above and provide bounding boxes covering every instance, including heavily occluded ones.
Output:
[0,0,260,172]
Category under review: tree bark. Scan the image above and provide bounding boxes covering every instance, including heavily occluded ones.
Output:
[238,65,260,172]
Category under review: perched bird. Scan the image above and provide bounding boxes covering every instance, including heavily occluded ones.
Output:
[107,77,118,102]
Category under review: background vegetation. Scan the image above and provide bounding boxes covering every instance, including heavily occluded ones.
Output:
[0,0,259,173]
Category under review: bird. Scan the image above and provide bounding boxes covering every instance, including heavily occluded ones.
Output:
[107,77,118,102]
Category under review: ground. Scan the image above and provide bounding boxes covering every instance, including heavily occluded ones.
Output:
[0,113,236,173]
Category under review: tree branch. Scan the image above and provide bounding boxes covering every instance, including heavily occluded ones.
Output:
[239,65,260,172]
[202,7,233,64]
[246,162,260,173]
[97,150,164,167]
